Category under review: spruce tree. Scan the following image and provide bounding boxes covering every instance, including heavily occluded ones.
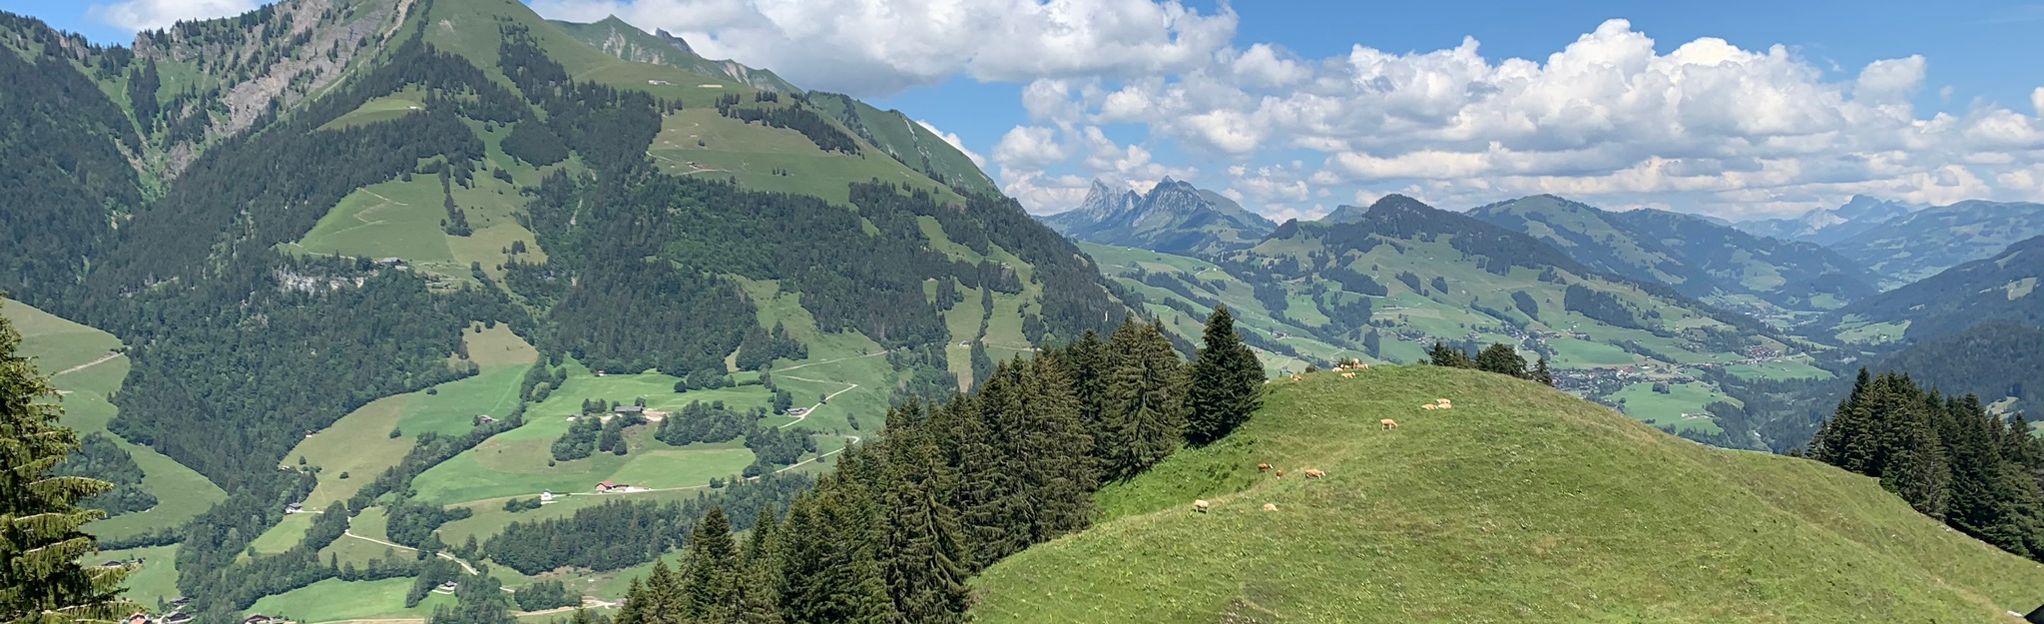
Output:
[1185,306,1263,446]
[1474,343,1527,378]
[681,508,741,621]
[878,416,970,623]
[1098,322,1185,481]
[0,314,135,621]
[734,511,784,624]
[1532,357,1554,386]
[1015,356,1097,541]
[1427,341,1473,368]
[958,364,1030,564]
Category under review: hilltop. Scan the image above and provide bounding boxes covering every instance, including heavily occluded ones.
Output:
[972,365,2044,622]
[1469,194,1876,320]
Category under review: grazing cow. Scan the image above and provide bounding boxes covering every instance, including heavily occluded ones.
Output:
[1290,374,1303,383]
[1274,469,1286,479]
[1421,404,1438,411]
[1380,419,1399,430]
[1438,404,1453,410]
[1262,503,1278,512]
[1193,499,1210,514]
[1437,398,1450,404]
[1257,463,1272,473]
[1341,372,1356,379]
[1303,468,1326,479]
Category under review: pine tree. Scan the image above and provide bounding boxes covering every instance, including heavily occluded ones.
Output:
[877,414,970,623]
[0,314,136,621]
[734,511,784,624]
[681,508,741,621]
[1185,306,1263,446]
[1099,322,1185,481]
[957,364,1030,564]
[1427,341,1473,368]
[1057,330,1110,456]
[635,560,687,623]
[1532,357,1554,386]
[1474,343,1527,378]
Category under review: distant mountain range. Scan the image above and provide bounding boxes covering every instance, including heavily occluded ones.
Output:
[1734,195,1919,245]
[1040,178,1274,255]
[1468,195,1876,318]
[1827,200,2044,288]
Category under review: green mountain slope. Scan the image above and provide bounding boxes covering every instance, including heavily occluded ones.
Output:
[548,16,800,92]
[1092,194,1802,446]
[1832,200,2044,288]
[1469,195,1876,321]
[972,365,2044,622]
[1824,234,2044,341]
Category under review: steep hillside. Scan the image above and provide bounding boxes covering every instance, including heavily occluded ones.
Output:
[1825,234,2044,341]
[0,0,1126,617]
[1093,194,1805,447]
[1873,321,2044,417]
[549,16,799,92]
[1832,200,2044,288]
[972,366,2044,622]
[1734,195,1917,245]
[1043,178,1275,255]
[1469,195,1876,321]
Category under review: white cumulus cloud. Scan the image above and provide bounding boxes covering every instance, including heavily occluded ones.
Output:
[89,0,260,32]
[529,0,1237,96]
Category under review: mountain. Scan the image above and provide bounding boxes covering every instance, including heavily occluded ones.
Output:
[1041,177,1275,254]
[1735,194,1917,245]
[972,365,2044,622]
[1825,234,2044,342]
[1468,194,1878,320]
[1830,200,2044,288]
[0,0,1128,616]
[1315,193,1435,224]
[1091,194,1803,448]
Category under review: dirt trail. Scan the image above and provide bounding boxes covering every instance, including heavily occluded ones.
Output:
[53,352,118,377]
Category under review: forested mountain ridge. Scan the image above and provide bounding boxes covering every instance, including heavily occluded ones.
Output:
[1042,177,1276,255]
[1824,234,2044,342]
[1830,199,2044,288]
[1468,194,1878,320]
[0,0,1127,618]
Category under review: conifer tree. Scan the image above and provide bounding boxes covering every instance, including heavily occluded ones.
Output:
[1057,330,1111,453]
[1532,357,1555,386]
[1098,322,1185,481]
[877,411,970,623]
[0,314,135,621]
[734,511,784,624]
[1014,356,1097,541]
[1185,306,1263,445]
[1474,343,1527,378]
[958,363,1030,563]
[1427,341,1473,368]
[681,508,741,621]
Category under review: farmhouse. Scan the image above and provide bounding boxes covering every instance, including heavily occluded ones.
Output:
[614,405,645,417]
[162,612,193,624]
[540,490,555,503]
[285,502,304,514]
[436,581,459,593]
[595,480,634,493]
[243,615,275,624]
[475,414,497,425]
[788,407,810,417]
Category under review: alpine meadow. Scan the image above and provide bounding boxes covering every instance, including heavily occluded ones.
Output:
[4,0,2044,622]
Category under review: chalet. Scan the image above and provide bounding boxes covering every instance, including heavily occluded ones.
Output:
[285,502,304,514]
[126,612,151,624]
[787,407,810,417]
[540,490,555,503]
[613,405,645,417]
[595,480,616,493]
[163,612,193,624]
[168,598,191,609]
[244,615,275,624]
[475,414,498,425]
[436,581,459,593]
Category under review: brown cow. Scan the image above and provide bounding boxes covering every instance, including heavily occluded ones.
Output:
[1262,503,1278,512]
[1380,418,1399,430]
[1274,469,1286,479]
[1303,468,1326,479]
[1193,499,1211,513]
[1257,463,1272,473]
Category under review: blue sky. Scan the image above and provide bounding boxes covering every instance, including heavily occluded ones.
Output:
[10,0,2044,220]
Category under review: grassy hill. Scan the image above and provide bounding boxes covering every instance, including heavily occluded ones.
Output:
[972,365,2044,622]
[1823,234,2044,342]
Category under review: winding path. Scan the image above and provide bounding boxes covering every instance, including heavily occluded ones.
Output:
[52,352,119,377]
[777,375,859,430]
[339,527,479,576]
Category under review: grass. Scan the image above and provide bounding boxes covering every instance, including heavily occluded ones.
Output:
[96,544,179,606]
[246,513,317,557]
[973,366,2044,623]
[288,327,537,508]
[289,178,457,263]
[1606,381,1735,435]
[317,89,426,131]
[1723,358,1832,382]
[244,578,453,621]
[648,109,963,207]
[2,299,225,539]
